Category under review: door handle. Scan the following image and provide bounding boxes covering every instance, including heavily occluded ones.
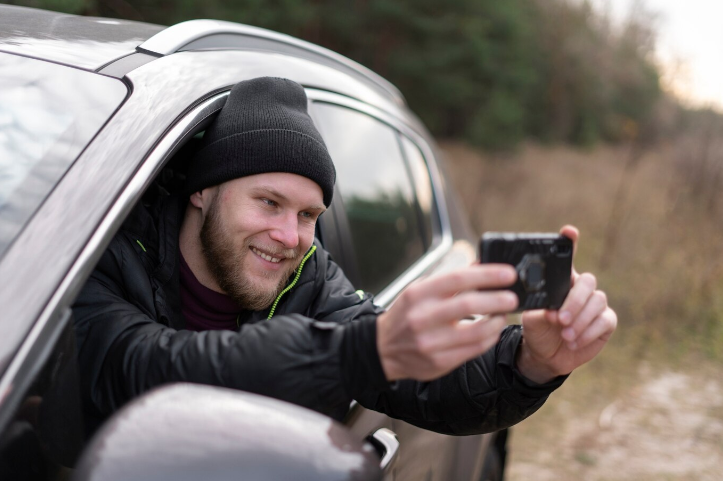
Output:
[367,428,399,471]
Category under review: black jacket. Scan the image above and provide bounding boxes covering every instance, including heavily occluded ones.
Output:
[73,187,565,436]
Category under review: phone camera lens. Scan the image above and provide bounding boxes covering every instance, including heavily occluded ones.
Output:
[517,254,546,292]
[527,263,544,287]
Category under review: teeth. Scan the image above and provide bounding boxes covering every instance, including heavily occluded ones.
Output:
[252,247,281,263]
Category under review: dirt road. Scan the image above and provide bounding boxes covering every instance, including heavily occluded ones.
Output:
[507,362,723,480]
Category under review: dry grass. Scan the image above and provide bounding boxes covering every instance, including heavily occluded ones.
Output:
[440,140,723,361]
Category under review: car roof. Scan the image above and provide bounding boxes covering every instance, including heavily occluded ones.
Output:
[0,5,404,107]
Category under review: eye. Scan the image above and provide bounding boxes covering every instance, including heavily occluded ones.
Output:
[299,211,313,219]
[261,198,277,207]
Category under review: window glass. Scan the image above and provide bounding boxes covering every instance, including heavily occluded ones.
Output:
[312,103,424,294]
[399,135,438,247]
[0,53,127,258]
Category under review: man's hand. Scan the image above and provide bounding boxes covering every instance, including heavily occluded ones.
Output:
[376,264,518,381]
[517,225,618,384]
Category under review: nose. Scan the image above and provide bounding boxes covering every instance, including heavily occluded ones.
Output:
[268,212,300,249]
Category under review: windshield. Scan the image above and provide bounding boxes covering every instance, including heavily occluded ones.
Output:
[0,53,127,258]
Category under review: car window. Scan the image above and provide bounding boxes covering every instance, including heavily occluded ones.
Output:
[399,134,439,248]
[312,103,426,294]
[0,53,127,259]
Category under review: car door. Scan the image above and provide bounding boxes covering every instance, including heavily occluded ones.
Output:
[309,93,486,481]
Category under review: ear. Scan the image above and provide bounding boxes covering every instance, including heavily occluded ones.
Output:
[189,190,205,209]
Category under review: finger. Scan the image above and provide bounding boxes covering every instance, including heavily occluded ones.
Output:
[522,308,551,326]
[569,265,580,286]
[560,225,580,278]
[544,309,566,326]
[407,264,517,302]
[417,315,506,353]
[558,272,597,326]
[408,290,517,331]
[561,290,608,343]
[567,307,617,350]
[559,225,579,254]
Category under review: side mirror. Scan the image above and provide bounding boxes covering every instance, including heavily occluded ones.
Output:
[73,384,382,481]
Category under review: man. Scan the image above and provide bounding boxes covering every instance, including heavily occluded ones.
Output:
[73,77,617,436]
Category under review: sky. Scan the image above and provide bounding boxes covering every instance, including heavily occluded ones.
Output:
[589,0,723,109]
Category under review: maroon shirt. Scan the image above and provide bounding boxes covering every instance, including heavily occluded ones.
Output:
[179,251,242,331]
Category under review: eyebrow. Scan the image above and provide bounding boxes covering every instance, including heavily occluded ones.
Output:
[253,186,326,212]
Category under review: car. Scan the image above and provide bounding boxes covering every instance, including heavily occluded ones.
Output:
[0,4,507,480]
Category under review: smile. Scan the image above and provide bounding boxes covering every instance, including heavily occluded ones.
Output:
[251,247,282,263]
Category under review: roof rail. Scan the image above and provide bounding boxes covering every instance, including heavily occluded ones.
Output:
[137,19,404,106]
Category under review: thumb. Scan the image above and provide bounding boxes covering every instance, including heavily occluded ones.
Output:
[522,309,551,330]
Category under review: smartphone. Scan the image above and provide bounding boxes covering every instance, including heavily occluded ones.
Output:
[479,233,573,312]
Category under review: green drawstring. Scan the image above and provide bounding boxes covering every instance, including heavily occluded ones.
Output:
[136,240,147,252]
[236,245,317,327]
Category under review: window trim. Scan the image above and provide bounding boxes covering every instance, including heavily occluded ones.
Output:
[306,90,453,308]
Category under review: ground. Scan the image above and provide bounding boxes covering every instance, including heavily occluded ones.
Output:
[507,359,723,480]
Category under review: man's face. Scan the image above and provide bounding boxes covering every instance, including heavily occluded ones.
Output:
[199,172,326,310]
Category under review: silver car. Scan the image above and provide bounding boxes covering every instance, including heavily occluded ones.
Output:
[0,5,505,480]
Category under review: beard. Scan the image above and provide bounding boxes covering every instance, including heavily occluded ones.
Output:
[199,195,302,311]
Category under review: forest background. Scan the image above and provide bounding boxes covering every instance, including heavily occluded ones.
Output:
[7,0,694,148]
[8,0,723,478]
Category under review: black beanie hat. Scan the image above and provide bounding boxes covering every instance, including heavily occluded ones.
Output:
[185,77,336,206]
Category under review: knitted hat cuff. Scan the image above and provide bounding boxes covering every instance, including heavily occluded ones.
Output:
[186,128,335,207]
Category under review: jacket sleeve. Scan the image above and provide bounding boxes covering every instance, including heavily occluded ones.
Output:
[306,247,567,435]
[72,236,388,424]
[355,325,567,435]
